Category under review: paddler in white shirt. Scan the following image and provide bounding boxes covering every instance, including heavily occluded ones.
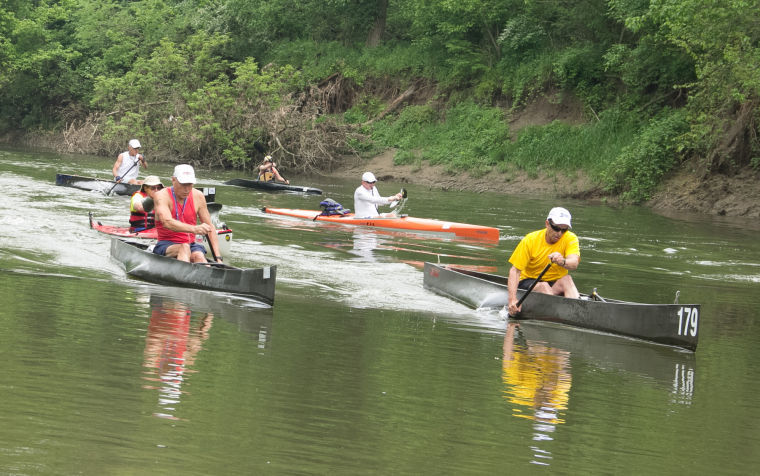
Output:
[353,172,403,218]
[113,139,148,184]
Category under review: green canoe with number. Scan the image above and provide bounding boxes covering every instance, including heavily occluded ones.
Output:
[423,262,700,351]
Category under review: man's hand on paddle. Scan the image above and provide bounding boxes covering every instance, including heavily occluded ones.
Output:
[193,222,214,236]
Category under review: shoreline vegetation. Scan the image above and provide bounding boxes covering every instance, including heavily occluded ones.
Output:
[1,1,758,218]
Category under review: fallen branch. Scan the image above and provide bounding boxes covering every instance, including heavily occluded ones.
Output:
[363,85,416,126]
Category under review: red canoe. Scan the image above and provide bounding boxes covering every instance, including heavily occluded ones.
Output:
[89,213,233,257]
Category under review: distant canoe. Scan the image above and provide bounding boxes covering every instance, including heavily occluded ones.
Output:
[56,173,218,202]
[423,262,700,351]
[110,238,276,305]
[56,173,139,196]
[225,178,323,194]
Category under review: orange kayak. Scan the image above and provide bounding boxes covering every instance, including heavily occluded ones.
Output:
[262,207,499,241]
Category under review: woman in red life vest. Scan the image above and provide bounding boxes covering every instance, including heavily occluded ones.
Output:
[129,175,164,232]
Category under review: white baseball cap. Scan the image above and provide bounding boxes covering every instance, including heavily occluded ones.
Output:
[173,164,196,184]
[128,139,141,149]
[547,207,572,228]
[362,172,377,183]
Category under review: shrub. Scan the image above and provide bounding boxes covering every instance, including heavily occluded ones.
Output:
[600,109,689,202]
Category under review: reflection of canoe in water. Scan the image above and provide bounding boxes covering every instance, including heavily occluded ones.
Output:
[145,289,273,342]
[56,173,139,196]
[89,212,233,259]
[423,262,700,351]
[225,178,323,194]
[262,207,500,241]
[110,238,276,305]
[513,321,696,391]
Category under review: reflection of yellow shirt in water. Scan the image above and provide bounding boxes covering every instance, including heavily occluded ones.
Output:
[509,229,580,282]
[502,344,571,424]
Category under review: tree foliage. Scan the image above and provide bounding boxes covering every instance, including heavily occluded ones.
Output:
[0,0,758,194]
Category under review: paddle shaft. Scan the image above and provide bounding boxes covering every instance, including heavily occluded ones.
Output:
[204,234,219,262]
[106,159,139,195]
[515,262,553,308]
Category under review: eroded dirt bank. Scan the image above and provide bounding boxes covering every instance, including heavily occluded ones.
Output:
[331,150,760,218]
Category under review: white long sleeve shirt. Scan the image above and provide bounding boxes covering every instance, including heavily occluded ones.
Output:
[354,185,391,218]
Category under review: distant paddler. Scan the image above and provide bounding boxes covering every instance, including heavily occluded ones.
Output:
[152,164,223,264]
[112,139,148,185]
[258,155,289,184]
[507,207,580,316]
[128,175,164,232]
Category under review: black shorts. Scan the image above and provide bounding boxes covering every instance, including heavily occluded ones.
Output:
[518,278,556,290]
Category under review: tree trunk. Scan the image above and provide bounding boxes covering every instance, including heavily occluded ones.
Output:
[366,0,389,47]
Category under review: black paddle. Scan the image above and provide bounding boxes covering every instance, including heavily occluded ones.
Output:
[141,197,154,212]
[106,159,139,196]
[508,262,552,317]
[202,229,220,263]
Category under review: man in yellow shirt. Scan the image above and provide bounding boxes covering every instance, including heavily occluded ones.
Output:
[507,207,580,315]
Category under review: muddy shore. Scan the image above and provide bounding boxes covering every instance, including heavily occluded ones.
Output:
[331,150,760,218]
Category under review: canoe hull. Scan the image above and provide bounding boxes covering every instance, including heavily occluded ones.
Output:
[262,207,499,241]
[57,174,218,202]
[57,173,139,196]
[110,238,276,305]
[225,178,323,194]
[423,262,699,351]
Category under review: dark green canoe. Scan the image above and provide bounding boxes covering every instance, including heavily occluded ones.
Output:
[423,262,700,351]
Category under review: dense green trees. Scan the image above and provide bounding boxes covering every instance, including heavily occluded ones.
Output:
[1,0,758,202]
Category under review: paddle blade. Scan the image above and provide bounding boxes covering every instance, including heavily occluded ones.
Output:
[390,188,407,209]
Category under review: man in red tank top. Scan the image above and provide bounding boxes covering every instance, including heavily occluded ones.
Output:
[152,164,223,264]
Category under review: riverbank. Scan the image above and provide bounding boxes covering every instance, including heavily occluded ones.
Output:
[3,131,758,218]
[332,149,760,218]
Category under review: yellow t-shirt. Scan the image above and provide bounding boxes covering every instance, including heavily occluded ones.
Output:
[508,229,580,282]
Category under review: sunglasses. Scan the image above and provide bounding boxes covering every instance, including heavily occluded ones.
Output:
[148,185,163,191]
[548,219,568,233]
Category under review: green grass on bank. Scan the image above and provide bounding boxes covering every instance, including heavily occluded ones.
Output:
[354,103,687,203]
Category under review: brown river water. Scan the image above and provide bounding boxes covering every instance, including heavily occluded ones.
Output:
[1,146,759,474]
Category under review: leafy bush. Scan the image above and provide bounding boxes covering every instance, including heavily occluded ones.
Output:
[600,109,689,202]
[371,101,510,175]
[501,108,640,175]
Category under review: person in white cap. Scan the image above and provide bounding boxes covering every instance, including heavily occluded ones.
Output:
[152,164,223,264]
[353,171,403,218]
[507,207,580,315]
[128,175,164,231]
[257,155,289,184]
[112,139,147,184]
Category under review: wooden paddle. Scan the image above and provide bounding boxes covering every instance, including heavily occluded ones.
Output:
[508,262,552,317]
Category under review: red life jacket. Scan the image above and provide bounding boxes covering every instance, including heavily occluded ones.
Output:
[129,190,156,231]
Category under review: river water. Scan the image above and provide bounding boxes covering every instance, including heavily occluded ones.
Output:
[1,146,759,474]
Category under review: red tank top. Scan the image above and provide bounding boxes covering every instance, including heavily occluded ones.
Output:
[156,187,196,243]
